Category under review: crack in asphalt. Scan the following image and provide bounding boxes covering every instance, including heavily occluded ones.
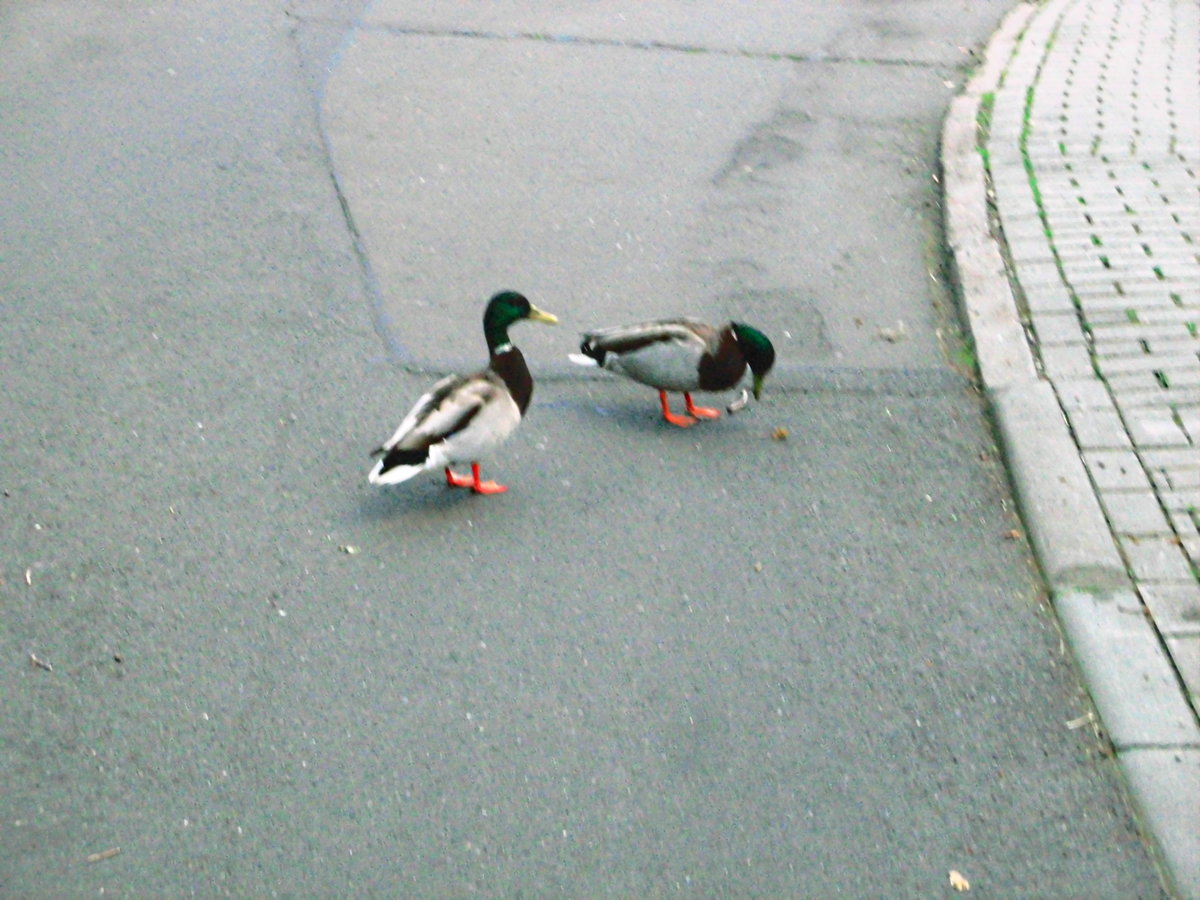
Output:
[297,8,965,382]
[287,11,951,69]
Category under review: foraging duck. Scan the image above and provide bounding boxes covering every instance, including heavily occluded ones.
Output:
[569,318,776,427]
[369,291,557,494]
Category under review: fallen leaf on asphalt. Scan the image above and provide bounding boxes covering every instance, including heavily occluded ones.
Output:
[87,847,121,863]
[772,427,789,441]
[29,653,53,672]
[877,321,908,343]
[949,869,970,891]
[338,545,359,555]
[1003,529,1022,540]
[25,568,32,585]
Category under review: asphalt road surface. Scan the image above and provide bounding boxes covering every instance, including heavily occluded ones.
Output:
[0,0,1167,896]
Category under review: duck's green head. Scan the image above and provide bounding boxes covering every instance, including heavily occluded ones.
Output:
[731,322,776,399]
[483,290,558,351]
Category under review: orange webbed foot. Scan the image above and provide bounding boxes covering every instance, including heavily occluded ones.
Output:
[446,464,507,494]
[471,479,508,495]
[659,391,698,427]
[445,467,474,488]
[684,393,721,419]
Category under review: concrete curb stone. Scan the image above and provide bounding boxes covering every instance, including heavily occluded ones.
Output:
[941,2,1200,896]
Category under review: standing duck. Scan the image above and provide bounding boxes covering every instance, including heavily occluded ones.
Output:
[369,291,558,494]
[569,318,776,427]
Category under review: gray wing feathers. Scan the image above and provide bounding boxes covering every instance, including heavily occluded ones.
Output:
[583,318,715,354]
[380,372,504,452]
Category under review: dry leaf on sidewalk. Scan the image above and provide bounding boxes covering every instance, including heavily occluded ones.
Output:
[949,869,970,891]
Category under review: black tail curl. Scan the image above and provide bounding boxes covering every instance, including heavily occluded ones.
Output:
[377,445,429,474]
[578,340,606,366]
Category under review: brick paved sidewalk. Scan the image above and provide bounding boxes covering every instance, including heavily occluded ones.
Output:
[988,0,1199,709]
[945,0,1200,895]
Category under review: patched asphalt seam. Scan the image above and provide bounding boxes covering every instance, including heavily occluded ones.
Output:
[363,22,956,69]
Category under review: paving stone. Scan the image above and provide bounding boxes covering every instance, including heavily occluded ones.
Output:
[1183,537,1200,570]
[1099,336,1200,357]
[1159,488,1200,512]
[1066,406,1131,449]
[1100,488,1174,535]
[1012,258,1064,288]
[1038,206,1111,234]
[1040,343,1096,377]
[1090,323,1195,344]
[1178,408,1200,444]
[1141,448,1200,470]
[1101,353,1200,376]
[1118,310,1200,326]
[1142,581,1200,635]
[1126,408,1192,446]
[1031,311,1088,345]
[1120,535,1197,581]
[1165,636,1200,707]
[994,189,1042,223]
[1084,448,1154,491]
[1170,511,1200,551]
[1056,377,1116,410]
[1070,277,1168,297]
[1094,337,1198,359]
[1049,222,1122,240]
[1117,387,1200,409]
[1076,292,1175,313]
[1108,370,1181,394]
[1051,236,1107,257]
[1022,280,1078,314]
[1043,197,1128,215]
[1005,240,1058,265]
[1159,468,1200,490]
[1002,215,1053,246]
[1147,368,1200,389]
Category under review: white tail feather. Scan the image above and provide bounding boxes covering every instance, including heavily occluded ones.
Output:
[568,353,598,367]
[368,459,429,485]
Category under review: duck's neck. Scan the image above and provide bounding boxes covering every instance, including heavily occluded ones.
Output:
[490,344,534,414]
[484,320,513,355]
[697,326,747,391]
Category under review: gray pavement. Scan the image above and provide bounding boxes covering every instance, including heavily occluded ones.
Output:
[942,0,1200,896]
[0,0,1182,896]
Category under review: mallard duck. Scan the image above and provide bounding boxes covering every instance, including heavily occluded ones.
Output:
[369,291,557,494]
[569,318,776,427]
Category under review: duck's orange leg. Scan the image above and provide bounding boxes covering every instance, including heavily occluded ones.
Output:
[445,463,508,494]
[684,392,721,419]
[659,390,697,427]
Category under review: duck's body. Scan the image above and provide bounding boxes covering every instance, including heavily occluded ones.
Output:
[570,317,775,427]
[369,291,556,493]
